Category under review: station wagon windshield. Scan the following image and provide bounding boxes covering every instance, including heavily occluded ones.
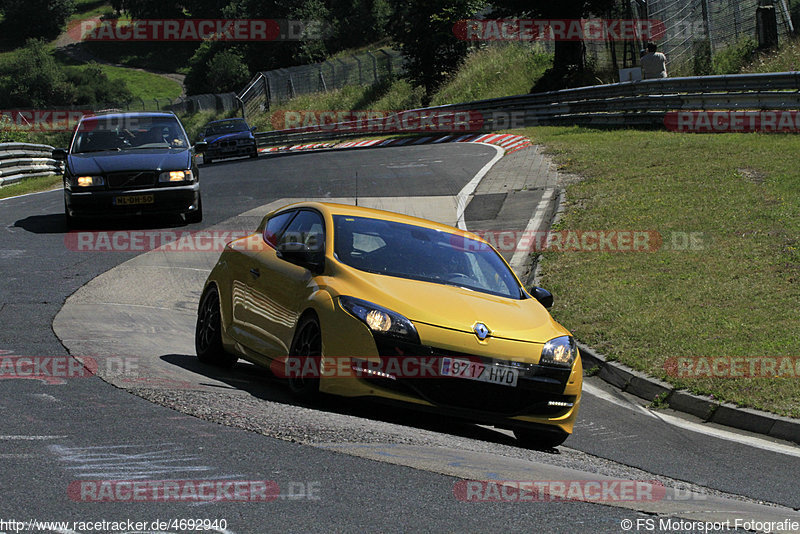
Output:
[73,117,189,153]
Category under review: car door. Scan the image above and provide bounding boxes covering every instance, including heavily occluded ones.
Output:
[227,209,297,361]
[247,209,326,360]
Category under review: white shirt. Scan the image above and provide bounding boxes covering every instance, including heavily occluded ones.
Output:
[641,52,668,79]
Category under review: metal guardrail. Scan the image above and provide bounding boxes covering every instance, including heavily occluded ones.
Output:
[253,72,800,147]
[0,143,61,187]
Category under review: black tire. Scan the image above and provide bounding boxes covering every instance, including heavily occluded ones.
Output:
[185,197,203,224]
[195,286,237,368]
[250,147,259,158]
[514,427,569,450]
[286,314,322,401]
[204,156,213,164]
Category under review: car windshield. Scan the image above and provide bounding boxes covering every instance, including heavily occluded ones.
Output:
[333,215,524,299]
[205,120,249,135]
[72,116,189,153]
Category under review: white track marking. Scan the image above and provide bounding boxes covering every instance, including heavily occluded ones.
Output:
[583,382,800,458]
[508,187,555,273]
[455,144,505,230]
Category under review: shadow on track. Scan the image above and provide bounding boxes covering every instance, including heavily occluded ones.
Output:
[159,352,543,451]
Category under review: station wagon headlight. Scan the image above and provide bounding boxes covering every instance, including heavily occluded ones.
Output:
[159,170,193,182]
[540,336,577,367]
[339,296,420,343]
[76,175,104,187]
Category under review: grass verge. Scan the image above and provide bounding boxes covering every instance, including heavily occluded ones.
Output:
[523,126,800,417]
[0,175,62,200]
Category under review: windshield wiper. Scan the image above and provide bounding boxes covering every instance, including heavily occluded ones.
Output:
[75,148,121,153]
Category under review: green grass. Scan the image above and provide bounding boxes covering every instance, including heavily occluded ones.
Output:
[431,44,552,105]
[248,43,551,132]
[523,126,800,417]
[0,175,62,199]
[743,36,800,73]
[55,56,183,101]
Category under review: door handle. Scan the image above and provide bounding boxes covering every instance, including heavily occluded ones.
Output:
[249,268,260,278]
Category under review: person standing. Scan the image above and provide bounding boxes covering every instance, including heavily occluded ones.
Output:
[641,43,668,79]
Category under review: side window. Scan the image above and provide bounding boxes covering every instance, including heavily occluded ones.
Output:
[263,211,296,248]
[280,210,325,252]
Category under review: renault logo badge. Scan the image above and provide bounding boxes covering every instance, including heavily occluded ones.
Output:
[473,323,490,340]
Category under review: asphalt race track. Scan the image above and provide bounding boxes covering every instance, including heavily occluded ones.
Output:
[2,144,799,533]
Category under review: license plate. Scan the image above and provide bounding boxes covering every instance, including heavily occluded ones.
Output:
[440,357,518,387]
[114,194,154,206]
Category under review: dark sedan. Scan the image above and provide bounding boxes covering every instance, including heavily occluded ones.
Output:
[199,118,258,164]
[54,111,204,226]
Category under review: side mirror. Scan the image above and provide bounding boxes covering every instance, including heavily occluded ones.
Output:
[52,148,67,161]
[194,141,208,153]
[276,241,324,273]
[532,287,553,309]
[250,126,257,132]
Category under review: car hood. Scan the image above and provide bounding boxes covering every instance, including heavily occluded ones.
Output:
[203,131,253,144]
[68,149,191,174]
[331,266,570,344]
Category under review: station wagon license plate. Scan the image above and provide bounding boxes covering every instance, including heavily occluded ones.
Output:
[440,357,518,387]
[114,194,154,206]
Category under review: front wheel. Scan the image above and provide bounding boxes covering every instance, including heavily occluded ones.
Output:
[185,197,203,224]
[514,427,569,450]
[195,286,237,368]
[286,315,322,401]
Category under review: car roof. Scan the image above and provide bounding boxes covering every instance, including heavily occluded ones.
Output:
[207,118,247,125]
[274,202,487,241]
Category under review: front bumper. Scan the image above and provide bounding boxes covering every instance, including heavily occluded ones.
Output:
[205,142,256,159]
[319,312,582,434]
[65,183,200,218]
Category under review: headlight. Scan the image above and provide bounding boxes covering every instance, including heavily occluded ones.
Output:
[75,175,104,187]
[540,336,577,367]
[159,170,193,182]
[339,296,419,343]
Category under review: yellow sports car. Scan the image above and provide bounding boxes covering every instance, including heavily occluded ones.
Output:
[195,202,582,448]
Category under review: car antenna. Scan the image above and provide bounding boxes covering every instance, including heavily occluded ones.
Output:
[355,171,358,206]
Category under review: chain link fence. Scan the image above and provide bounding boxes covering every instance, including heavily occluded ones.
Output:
[239,48,404,119]
[646,0,794,75]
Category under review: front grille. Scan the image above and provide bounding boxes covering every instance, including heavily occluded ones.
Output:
[367,336,574,417]
[106,171,156,189]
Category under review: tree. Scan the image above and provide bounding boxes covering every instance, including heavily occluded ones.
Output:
[0,39,76,108]
[389,0,485,104]
[206,49,251,93]
[492,0,616,90]
[0,0,75,41]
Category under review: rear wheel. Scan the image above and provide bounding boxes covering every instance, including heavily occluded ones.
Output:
[286,315,322,401]
[514,427,569,450]
[195,286,237,368]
